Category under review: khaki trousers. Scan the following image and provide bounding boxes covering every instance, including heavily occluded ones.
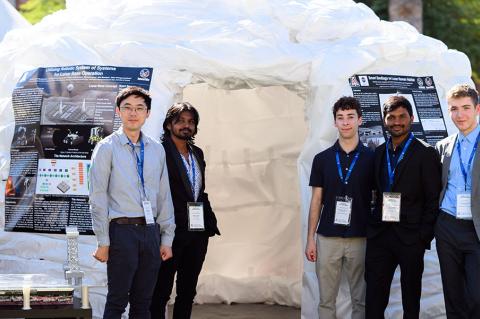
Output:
[316,235,366,319]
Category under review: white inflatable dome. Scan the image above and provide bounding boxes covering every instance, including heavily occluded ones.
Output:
[0,0,30,41]
[0,1,473,318]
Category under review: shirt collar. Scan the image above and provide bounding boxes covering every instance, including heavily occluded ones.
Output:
[117,127,149,145]
[387,133,411,152]
[334,139,363,154]
[459,124,480,144]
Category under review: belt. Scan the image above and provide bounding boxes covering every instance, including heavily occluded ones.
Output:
[440,210,474,224]
[111,217,146,225]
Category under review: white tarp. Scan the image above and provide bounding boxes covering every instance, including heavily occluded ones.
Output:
[0,0,30,42]
[0,0,473,318]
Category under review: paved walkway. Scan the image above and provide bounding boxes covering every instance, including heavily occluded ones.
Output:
[168,303,300,319]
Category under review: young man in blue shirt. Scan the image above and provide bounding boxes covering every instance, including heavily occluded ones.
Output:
[90,86,175,319]
[435,84,480,318]
[306,96,374,319]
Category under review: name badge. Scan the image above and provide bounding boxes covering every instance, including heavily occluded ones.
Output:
[334,196,352,226]
[188,202,205,231]
[457,193,472,219]
[142,200,155,224]
[382,192,401,222]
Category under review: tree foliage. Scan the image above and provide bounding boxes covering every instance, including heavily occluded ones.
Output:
[356,0,480,85]
[19,0,66,25]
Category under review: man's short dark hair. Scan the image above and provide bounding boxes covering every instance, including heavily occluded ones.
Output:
[332,96,362,118]
[116,86,152,110]
[447,84,479,106]
[383,95,413,117]
[162,102,200,142]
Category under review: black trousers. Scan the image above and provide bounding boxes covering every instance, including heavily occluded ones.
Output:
[104,223,161,319]
[435,211,480,319]
[365,229,425,319]
[150,231,209,319]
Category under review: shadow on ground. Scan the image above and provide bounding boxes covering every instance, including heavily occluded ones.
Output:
[168,303,300,319]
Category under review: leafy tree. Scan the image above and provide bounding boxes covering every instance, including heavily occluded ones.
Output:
[423,1,480,85]
[357,0,480,86]
[19,0,65,24]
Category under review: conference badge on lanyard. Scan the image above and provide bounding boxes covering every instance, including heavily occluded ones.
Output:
[334,196,353,225]
[188,202,205,231]
[382,134,413,222]
[334,150,359,226]
[456,193,472,219]
[382,192,401,222]
[455,132,479,220]
[128,137,154,225]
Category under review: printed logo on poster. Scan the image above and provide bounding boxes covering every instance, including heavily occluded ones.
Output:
[350,76,360,87]
[424,77,433,87]
[138,68,151,82]
[359,75,369,86]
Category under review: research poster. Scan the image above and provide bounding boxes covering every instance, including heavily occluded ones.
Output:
[349,74,448,149]
[4,65,153,234]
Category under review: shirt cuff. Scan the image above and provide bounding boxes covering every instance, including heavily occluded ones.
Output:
[96,234,110,247]
[161,234,174,247]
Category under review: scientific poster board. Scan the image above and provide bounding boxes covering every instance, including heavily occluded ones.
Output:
[4,65,152,234]
[349,74,448,149]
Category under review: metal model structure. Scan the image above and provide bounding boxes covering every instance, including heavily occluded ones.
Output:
[64,226,84,289]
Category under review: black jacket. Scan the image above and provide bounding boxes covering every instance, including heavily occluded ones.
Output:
[369,137,441,248]
[162,137,220,236]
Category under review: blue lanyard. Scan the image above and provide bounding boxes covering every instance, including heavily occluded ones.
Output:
[456,131,480,191]
[181,150,196,199]
[127,138,145,195]
[386,133,414,191]
[335,151,360,185]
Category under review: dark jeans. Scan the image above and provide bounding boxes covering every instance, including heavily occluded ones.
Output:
[435,211,480,319]
[150,231,209,319]
[365,229,425,319]
[103,223,161,319]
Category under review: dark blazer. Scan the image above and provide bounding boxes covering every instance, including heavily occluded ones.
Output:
[436,133,480,239]
[368,137,441,247]
[162,137,220,237]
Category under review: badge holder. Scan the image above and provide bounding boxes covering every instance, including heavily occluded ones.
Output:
[142,200,155,224]
[382,192,401,222]
[334,196,352,226]
[188,202,205,231]
[456,193,472,220]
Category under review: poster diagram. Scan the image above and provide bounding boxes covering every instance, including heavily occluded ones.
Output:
[349,74,448,149]
[35,159,90,196]
[4,65,153,234]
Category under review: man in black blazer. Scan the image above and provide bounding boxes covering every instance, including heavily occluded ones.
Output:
[365,96,441,319]
[435,84,480,318]
[151,102,220,319]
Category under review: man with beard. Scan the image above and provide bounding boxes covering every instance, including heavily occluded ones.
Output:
[365,95,441,319]
[151,102,220,319]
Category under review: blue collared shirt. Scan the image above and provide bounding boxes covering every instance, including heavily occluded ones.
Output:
[89,128,176,246]
[440,124,480,217]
